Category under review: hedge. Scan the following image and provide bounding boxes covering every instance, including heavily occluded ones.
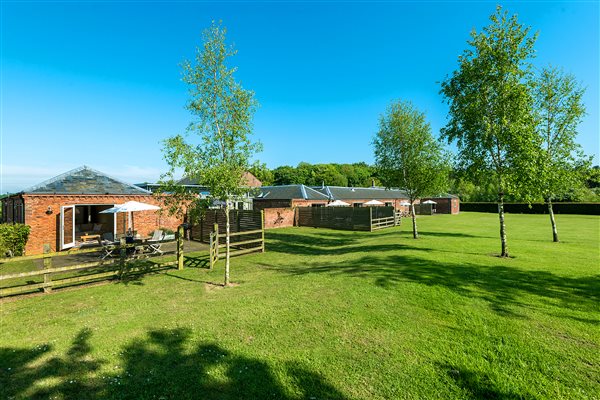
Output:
[0,224,30,257]
[461,202,600,215]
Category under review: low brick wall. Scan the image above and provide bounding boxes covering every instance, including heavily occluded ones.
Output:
[263,208,295,229]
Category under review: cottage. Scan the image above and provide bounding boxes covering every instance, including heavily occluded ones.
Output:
[254,184,411,210]
[136,171,262,210]
[1,166,182,255]
[312,186,411,210]
[252,185,330,210]
[420,194,460,214]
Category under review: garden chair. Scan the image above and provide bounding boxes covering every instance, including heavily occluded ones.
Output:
[147,230,164,256]
[98,238,117,260]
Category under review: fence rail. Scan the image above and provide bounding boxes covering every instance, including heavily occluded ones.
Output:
[0,227,185,298]
[208,211,265,268]
[370,215,400,231]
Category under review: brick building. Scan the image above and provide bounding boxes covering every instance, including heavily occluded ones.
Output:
[136,171,262,210]
[1,166,182,255]
[421,194,460,214]
[253,184,412,229]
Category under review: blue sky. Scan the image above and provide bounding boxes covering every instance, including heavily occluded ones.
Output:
[1,1,598,193]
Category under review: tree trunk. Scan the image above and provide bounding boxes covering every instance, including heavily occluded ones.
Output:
[411,203,418,239]
[548,199,559,243]
[224,202,231,286]
[498,192,509,257]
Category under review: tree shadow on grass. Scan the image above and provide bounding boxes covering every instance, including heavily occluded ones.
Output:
[438,363,525,399]
[267,253,599,319]
[1,328,104,399]
[266,231,360,249]
[1,328,347,399]
[267,231,426,257]
[416,231,492,239]
[184,254,210,269]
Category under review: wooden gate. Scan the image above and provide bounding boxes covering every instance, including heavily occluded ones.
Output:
[208,211,265,269]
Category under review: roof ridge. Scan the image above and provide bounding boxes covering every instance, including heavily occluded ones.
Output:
[21,165,151,195]
[303,186,330,199]
[21,165,87,193]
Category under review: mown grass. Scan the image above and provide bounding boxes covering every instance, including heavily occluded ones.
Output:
[0,212,598,399]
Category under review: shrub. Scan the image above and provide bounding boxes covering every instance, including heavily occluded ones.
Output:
[461,202,600,215]
[0,224,30,257]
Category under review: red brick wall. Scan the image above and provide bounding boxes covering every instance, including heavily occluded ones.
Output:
[291,199,329,207]
[22,194,184,255]
[263,208,295,229]
[242,172,262,188]
[421,197,460,214]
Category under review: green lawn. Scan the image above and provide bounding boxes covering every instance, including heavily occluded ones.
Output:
[1,212,598,399]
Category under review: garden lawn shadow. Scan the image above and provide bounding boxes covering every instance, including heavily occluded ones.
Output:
[268,253,600,319]
[0,328,347,400]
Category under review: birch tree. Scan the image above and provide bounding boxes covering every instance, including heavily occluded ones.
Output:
[161,21,260,286]
[373,100,449,239]
[533,66,588,242]
[440,7,538,257]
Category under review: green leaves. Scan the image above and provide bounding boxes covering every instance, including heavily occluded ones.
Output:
[373,100,450,202]
[160,21,260,216]
[532,66,588,202]
[440,6,538,198]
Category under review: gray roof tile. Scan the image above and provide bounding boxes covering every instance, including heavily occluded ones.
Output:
[22,166,151,195]
[256,185,329,200]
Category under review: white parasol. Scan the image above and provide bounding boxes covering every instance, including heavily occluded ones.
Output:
[326,200,350,207]
[100,201,160,233]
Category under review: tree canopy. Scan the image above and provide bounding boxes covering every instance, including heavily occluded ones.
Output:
[374,100,449,238]
[440,6,539,256]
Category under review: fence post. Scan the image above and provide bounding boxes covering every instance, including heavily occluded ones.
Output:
[119,237,126,279]
[261,210,265,252]
[369,207,373,232]
[43,244,52,294]
[177,225,184,271]
[209,232,214,270]
[214,223,219,259]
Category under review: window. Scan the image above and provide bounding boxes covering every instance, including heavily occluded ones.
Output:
[311,203,324,207]
[353,203,363,208]
[385,202,393,207]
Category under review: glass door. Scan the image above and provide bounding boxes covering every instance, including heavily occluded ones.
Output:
[60,205,75,249]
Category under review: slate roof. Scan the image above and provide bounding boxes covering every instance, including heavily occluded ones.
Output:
[313,186,409,200]
[177,171,261,188]
[21,166,151,195]
[424,193,460,199]
[255,185,329,200]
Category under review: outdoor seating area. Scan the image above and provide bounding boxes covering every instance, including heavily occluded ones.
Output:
[96,229,174,260]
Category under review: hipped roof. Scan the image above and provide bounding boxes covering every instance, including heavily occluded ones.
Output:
[20,166,151,195]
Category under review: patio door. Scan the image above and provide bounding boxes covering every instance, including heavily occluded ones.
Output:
[60,205,76,250]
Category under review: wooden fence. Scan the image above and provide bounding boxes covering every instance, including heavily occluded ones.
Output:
[208,212,265,269]
[0,226,185,298]
[191,210,263,243]
[296,206,400,232]
[371,211,402,231]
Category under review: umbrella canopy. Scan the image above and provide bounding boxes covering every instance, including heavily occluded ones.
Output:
[100,201,161,213]
[364,200,384,206]
[326,200,350,207]
[100,201,161,233]
[422,200,437,204]
[400,201,412,206]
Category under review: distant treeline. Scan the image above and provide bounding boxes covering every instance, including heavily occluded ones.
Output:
[249,163,600,203]
[249,162,380,188]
